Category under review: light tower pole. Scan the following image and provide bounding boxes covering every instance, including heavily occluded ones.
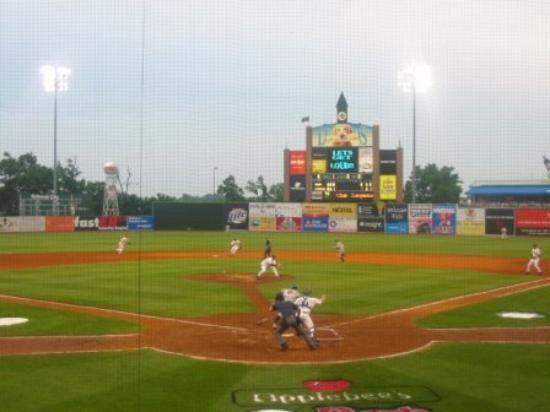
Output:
[213,166,218,200]
[398,64,431,203]
[41,65,72,200]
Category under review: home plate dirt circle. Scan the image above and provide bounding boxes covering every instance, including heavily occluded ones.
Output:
[0,251,549,364]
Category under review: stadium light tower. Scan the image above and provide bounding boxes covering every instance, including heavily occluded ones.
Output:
[213,166,218,199]
[40,65,72,199]
[398,64,431,203]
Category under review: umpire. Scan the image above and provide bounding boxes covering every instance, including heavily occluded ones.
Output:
[271,292,317,351]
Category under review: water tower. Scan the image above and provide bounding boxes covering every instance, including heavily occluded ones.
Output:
[102,161,120,216]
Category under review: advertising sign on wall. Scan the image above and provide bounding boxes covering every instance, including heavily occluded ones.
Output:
[515,208,550,236]
[358,147,373,173]
[249,203,276,218]
[329,203,357,219]
[312,123,373,148]
[18,216,46,232]
[303,217,329,232]
[457,208,486,236]
[223,204,249,230]
[99,215,128,230]
[379,175,397,200]
[289,151,306,175]
[275,203,302,218]
[127,216,155,231]
[380,150,397,174]
[74,216,99,231]
[46,216,75,232]
[328,218,357,232]
[357,217,384,232]
[357,203,379,218]
[385,203,408,234]
[302,203,330,217]
[0,217,19,232]
[432,204,457,235]
[289,175,306,202]
[248,217,276,232]
[485,208,515,236]
[276,217,302,232]
[408,204,433,234]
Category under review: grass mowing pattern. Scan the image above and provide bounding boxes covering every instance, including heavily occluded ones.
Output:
[0,300,138,336]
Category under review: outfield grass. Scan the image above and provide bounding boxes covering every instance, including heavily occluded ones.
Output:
[2,230,549,257]
[0,344,548,411]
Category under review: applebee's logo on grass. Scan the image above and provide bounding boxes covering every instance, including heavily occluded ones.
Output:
[316,407,431,412]
[228,208,248,224]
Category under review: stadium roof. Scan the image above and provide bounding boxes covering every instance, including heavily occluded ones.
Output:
[467,185,550,196]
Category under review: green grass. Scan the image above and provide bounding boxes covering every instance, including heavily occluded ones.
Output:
[0,258,528,318]
[0,344,549,411]
[418,284,550,328]
[0,300,139,336]
[1,230,549,257]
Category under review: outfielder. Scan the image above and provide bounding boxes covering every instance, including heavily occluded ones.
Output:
[334,240,346,262]
[116,233,129,255]
[526,244,543,275]
[230,238,241,256]
[257,255,280,279]
[294,290,325,343]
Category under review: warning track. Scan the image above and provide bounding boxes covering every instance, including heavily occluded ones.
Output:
[0,251,548,364]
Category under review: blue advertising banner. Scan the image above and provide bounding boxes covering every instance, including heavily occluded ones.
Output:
[127,216,154,231]
[432,204,457,235]
[303,217,329,232]
[384,203,408,234]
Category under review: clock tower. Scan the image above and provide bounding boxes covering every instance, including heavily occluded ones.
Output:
[336,92,348,123]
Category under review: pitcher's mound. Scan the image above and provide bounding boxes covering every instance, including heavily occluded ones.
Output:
[192,272,292,284]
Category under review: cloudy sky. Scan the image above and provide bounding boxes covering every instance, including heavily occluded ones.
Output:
[1,0,549,196]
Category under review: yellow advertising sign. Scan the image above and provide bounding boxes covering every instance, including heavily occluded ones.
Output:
[329,203,357,218]
[312,159,327,174]
[379,175,397,200]
[248,217,276,232]
[302,203,329,217]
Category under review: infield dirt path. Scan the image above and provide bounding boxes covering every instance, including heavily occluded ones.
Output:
[0,250,548,364]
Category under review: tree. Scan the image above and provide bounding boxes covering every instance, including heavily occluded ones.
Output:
[245,175,270,201]
[404,163,463,203]
[268,183,284,201]
[217,175,245,201]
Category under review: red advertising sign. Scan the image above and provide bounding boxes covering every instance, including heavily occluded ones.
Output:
[46,216,75,232]
[99,215,128,230]
[515,208,550,235]
[289,151,306,175]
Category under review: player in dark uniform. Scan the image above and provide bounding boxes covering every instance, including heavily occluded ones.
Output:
[264,239,272,258]
[271,292,317,351]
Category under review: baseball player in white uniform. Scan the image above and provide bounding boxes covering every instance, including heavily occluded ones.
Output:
[230,239,241,256]
[334,240,346,262]
[257,255,280,279]
[294,291,325,342]
[526,244,543,274]
[116,234,129,255]
[281,285,301,302]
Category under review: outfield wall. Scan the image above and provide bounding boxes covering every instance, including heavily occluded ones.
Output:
[2,203,549,236]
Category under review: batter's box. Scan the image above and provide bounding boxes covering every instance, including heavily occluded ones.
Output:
[316,326,343,342]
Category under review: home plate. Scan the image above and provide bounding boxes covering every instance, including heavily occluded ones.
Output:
[0,317,29,326]
[497,311,544,320]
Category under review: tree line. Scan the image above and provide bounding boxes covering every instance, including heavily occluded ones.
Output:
[0,152,284,216]
[0,151,462,216]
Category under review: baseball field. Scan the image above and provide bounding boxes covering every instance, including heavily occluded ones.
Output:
[0,231,549,411]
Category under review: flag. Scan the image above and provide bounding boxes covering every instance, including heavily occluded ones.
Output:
[301,116,310,123]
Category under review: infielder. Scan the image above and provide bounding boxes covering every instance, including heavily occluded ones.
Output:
[526,244,543,275]
[230,238,241,256]
[116,233,129,255]
[334,240,346,262]
[294,290,325,343]
[257,255,280,279]
[271,292,317,351]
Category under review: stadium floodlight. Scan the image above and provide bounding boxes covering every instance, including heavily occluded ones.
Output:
[398,64,432,203]
[40,65,72,203]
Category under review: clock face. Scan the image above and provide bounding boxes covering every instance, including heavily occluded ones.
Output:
[337,111,347,122]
